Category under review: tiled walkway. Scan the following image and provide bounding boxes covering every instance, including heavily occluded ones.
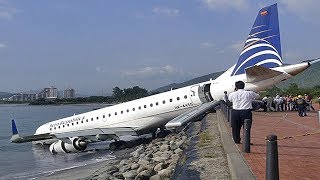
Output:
[234,108,320,179]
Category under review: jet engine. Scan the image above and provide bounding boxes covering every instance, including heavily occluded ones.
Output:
[49,137,88,154]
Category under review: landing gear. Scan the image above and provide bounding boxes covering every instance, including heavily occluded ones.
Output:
[109,140,126,151]
[153,128,171,138]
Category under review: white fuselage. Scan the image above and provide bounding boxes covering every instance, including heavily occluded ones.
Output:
[35,63,308,139]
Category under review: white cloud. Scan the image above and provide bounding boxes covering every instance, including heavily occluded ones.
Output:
[201,0,248,11]
[229,41,244,53]
[120,65,198,89]
[95,66,105,73]
[280,0,320,22]
[152,6,180,17]
[134,12,146,19]
[201,42,216,48]
[122,65,177,77]
[0,1,22,20]
[0,43,6,48]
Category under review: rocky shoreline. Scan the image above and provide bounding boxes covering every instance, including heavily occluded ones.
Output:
[42,112,230,180]
[86,132,188,180]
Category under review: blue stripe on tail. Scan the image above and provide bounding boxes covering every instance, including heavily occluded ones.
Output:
[231,3,282,76]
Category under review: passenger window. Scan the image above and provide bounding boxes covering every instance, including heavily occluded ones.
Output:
[150,103,153,107]
[67,124,70,127]
[115,112,117,115]
[72,123,74,125]
[177,97,180,101]
[50,128,52,131]
[96,117,99,120]
[144,105,147,108]
[86,119,88,122]
[103,115,105,118]
[170,99,173,102]
[138,106,141,110]
[184,95,187,99]
[109,114,111,117]
[121,111,123,114]
[63,125,65,128]
[76,122,79,124]
[156,102,159,106]
[91,118,94,121]
[81,121,83,123]
[127,109,129,112]
[163,100,166,104]
[133,108,135,111]
[54,127,56,130]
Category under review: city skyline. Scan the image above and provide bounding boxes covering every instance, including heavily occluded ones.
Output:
[1,1,319,95]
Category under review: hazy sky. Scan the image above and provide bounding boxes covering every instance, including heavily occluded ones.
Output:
[1,0,319,95]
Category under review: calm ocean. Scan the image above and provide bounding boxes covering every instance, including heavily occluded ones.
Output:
[0,104,114,179]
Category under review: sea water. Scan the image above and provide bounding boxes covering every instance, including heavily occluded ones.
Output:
[0,104,114,179]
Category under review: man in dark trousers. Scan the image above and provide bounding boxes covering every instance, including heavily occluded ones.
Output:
[295,95,308,117]
[228,81,259,144]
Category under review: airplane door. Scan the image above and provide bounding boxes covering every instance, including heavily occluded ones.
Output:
[190,85,200,103]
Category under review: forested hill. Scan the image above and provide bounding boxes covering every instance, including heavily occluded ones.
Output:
[153,61,320,93]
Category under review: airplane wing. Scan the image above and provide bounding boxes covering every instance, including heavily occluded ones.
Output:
[165,101,220,130]
[10,119,137,143]
[245,65,282,82]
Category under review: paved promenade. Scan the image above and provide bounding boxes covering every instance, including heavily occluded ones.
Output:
[236,108,320,179]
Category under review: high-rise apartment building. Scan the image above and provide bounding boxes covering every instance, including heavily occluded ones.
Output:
[38,86,58,99]
[63,88,75,99]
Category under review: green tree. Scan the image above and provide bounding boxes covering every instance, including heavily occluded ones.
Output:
[112,87,124,101]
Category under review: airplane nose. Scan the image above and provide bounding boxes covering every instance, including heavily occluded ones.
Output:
[282,62,310,76]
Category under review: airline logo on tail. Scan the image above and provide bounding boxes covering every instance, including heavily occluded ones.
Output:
[231,4,282,76]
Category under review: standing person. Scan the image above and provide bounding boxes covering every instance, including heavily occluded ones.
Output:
[295,95,308,117]
[266,95,274,111]
[305,94,315,111]
[228,81,260,144]
[318,96,320,108]
[223,91,229,103]
[286,95,293,111]
[274,95,282,111]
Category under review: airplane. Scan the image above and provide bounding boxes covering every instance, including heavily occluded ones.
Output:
[10,4,313,154]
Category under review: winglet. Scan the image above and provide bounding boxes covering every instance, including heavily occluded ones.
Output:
[12,119,19,135]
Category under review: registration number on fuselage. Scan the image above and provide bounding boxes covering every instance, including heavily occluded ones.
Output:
[174,103,194,110]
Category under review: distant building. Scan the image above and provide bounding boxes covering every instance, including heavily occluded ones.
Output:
[7,93,37,102]
[63,88,75,99]
[38,86,58,100]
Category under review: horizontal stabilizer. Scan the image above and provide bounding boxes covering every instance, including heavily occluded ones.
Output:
[245,65,282,82]
[10,119,53,143]
[165,101,220,130]
[11,132,53,143]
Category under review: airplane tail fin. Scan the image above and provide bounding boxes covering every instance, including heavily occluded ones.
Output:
[216,4,282,81]
[231,3,282,76]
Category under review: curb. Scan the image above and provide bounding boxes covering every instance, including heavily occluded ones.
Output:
[216,110,256,180]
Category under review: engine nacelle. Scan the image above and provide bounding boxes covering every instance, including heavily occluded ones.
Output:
[49,137,87,154]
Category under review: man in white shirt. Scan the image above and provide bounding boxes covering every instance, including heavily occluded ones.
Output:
[228,81,259,144]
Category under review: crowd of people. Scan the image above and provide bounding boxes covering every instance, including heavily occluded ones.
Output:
[261,94,318,117]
